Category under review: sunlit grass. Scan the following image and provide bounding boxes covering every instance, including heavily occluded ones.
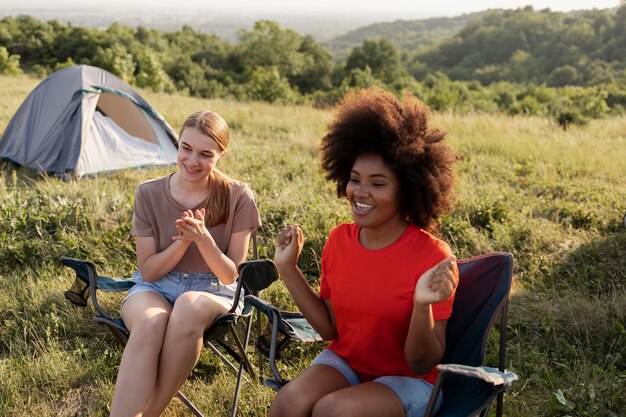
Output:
[1,75,625,416]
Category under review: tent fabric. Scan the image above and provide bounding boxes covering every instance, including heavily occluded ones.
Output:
[77,111,174,176]
[0,65,178,177]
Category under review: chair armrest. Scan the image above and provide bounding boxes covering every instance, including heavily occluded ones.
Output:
[244,295,320,340]
[244,294,279,318]
[424,364,518,417]
[436,364,518,386]
[59,256,125,321]
[61,256,134,291]
[60,256,96,286]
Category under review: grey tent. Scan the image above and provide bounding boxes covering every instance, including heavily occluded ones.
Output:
[0,65,178,177]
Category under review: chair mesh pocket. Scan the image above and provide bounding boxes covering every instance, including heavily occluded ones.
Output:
[64,277,89,306]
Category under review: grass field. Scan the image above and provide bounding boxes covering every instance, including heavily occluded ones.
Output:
[0,74,624,416]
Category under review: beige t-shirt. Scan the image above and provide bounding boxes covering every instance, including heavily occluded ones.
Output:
[131,173,261,273]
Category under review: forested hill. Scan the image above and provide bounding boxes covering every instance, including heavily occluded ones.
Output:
[409,6,624,86]
[1,6,625,124]
[325,11,485,59]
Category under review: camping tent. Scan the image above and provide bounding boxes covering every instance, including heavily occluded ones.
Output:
[0,65,178,177]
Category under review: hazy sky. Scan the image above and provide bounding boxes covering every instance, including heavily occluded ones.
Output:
[3,0,620,18]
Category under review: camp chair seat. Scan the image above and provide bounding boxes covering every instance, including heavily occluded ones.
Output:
[61,255,279,417]
[244,295,323,390]
[249,252,516,417]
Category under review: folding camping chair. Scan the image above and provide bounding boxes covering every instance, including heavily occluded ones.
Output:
[247,252,517,417]
[61,233,279,417]
[244,294,324,391]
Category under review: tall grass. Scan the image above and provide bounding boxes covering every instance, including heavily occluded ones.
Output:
[0,74,624,416]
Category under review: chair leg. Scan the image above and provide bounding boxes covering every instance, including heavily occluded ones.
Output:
[496,391,504,417]
[176,391,204,417]
[255,310,265,381]
[497,303,509,417]
[424,372,446,417]
[229,315,255,417]
[228,322,256,380]
[267,309,288,386]
[205,342,251,383]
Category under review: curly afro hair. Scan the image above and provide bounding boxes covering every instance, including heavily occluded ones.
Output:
[320,87,456,234]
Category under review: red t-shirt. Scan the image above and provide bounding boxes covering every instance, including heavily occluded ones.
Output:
[319,223,456,384]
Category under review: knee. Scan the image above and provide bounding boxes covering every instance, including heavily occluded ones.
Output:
[169,294,220,334]
[129,310,169,343]
[269,384,313,417]
[312,393,357,417]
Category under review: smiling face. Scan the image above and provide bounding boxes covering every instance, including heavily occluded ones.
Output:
[346,153,405,234]
[177,126,223,184]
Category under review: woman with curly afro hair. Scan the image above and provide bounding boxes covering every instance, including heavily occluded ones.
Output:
[271,87,458,417]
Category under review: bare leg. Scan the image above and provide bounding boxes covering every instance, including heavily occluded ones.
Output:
[312,382,406,417]
[269,364,352,417]
[142,291,230,416]
[110,292,172,417]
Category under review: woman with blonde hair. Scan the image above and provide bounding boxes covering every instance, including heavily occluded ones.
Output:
[110,110,260,416]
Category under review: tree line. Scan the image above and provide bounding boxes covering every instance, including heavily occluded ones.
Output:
[1,6,625,127]
[409,6,626,87]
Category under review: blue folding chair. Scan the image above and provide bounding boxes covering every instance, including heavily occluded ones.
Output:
[61,232,280,417]
[424,251,517,417]
[247,252,517,417]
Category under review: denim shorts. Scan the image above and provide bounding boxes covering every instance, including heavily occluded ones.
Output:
[310,349,442,417]
[123,270,244,313]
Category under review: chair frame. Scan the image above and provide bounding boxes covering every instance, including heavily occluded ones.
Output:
[425,251,515,417]
[247,252,516,417]
[61,233,278,417]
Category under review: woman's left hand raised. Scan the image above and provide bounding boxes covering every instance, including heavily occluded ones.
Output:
[274,224,303,269]
[414,256,458,305]
[173,208,212,243]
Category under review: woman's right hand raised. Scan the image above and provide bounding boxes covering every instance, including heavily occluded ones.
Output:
[274,224,303,268]
[414,256,457,305]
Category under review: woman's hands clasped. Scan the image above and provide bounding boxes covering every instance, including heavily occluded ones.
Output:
[414,256,458,305]
[173,208,213,245]
[274,224,303,268]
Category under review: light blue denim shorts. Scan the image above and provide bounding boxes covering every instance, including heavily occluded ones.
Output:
[123,270,244,313]
[310,349,442,417]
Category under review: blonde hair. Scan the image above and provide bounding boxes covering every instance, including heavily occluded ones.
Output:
[180,111,231,226]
